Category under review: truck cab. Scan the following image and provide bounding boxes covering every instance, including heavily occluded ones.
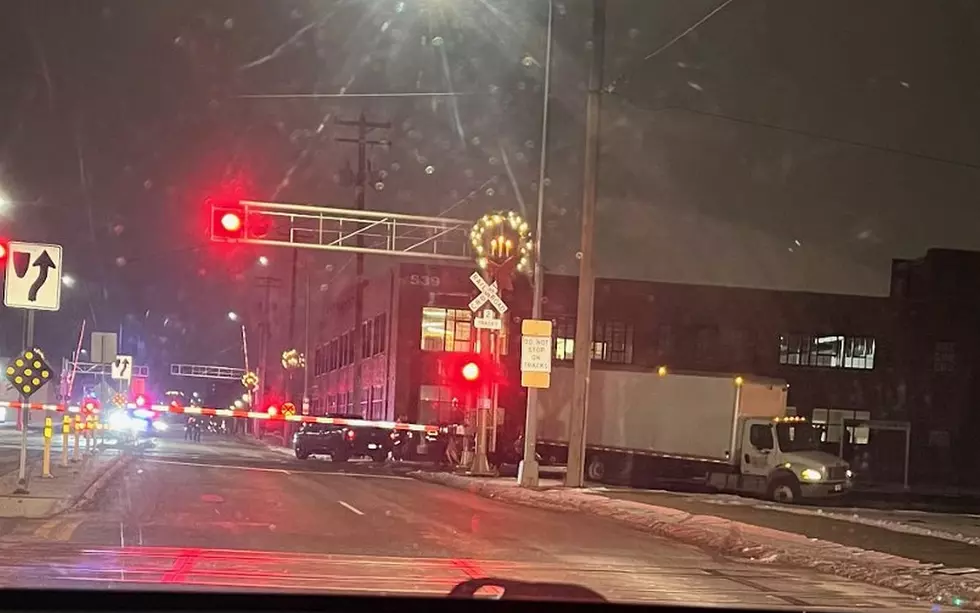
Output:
[712,416,852,503]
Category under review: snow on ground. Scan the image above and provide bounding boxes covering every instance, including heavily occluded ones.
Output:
[414,471,980,608]
[587,486,980,548]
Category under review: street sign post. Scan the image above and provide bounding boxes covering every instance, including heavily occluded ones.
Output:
[473,309,502,331]
[91,332,118,364]
[3,242,65,492]
[468,272,508,314]
[3,242,63,312]
[520,319,553,389]
[518,319,552,488]
[4,347,54,493]
[111,355,133,382]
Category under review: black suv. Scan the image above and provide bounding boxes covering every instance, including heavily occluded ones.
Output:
[292,418,390,463]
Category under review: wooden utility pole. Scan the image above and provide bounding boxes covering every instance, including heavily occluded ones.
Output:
[335,112,390,416]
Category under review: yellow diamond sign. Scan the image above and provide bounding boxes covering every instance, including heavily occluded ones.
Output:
[4,347,54,398]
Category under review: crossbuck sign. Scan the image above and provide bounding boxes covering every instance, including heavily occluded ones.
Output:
[468,272,508,314]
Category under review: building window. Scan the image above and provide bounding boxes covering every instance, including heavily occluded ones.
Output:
[419,384,455,424]
[934,341,956,373]
[553,317,633,364]
[373,314,387,355]
[362,319,374,359]
[370,385,384,419]
[421,307,473,352]
[779,334,875,370]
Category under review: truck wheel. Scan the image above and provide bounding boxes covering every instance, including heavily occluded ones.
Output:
[371,449,388,463]
[586,455,606,481]
[767,475,801,503]
[295,449,310,460]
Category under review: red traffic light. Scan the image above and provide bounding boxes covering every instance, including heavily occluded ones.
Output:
[209,199,246,242]
[442,353,500,390]
[82,399,99,414]
[0,242,6,262]
[461,361,480,382]
[221,212,242,233]
[267,404,279,416]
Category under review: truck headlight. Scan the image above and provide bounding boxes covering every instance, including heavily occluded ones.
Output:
[801,468,823,481]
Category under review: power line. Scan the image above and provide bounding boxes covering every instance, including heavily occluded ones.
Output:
[653,105,980,171]
[605,0,738,94]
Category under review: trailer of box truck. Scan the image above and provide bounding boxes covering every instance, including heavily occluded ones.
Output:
[536,365,851,503]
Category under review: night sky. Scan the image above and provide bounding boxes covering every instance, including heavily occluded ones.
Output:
[1,0,978,371]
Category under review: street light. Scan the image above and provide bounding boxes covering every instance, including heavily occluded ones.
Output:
[519,0,555,489]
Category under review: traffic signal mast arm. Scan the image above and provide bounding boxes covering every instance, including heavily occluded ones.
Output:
[210,198,474,262]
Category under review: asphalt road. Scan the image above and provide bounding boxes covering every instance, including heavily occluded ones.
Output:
[0,435,931,610]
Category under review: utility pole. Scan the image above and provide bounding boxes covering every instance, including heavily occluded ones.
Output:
[335,112,390,417]
[254,275,282,414]
[519,0,555,489]
[565,0,606,488]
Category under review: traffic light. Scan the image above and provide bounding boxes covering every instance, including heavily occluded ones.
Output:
[0,240,7,267]
[209,198,245,242]
[82,398,100,415]
[133,394,148,408]
[266,404,279,416]
[461,361,480,382]
[443,353,499,390]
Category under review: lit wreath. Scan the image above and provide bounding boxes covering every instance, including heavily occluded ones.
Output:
[469,211,533,292]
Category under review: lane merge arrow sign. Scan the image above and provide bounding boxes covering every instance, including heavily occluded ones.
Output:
[112,356,133,382]
[3,242,63,311]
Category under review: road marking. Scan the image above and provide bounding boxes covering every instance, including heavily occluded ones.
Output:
[143,458,411,480]
[144,459,290,473]
[338,500,365,516]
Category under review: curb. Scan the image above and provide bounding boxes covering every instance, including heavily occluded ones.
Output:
[60,452,132,515]
[411,471,980,609]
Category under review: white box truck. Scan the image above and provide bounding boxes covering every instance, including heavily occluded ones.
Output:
[536,365,852,503]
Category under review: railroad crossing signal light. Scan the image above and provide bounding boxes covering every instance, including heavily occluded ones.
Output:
[209,198,246,242]
[462,361,480,382]
[266,404,279,416]
[82,399,100,414]
[4,348,53,398]
[134,394,148,408]
[0,241,7,266]
[443,353,500,390]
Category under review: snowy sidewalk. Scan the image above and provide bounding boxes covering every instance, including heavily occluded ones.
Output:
[593,487,980,561]
[412,471,980,609]
[0,447,130,518]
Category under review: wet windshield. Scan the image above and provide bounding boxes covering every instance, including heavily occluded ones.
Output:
[0,0,978,609]
[775,423,821,453]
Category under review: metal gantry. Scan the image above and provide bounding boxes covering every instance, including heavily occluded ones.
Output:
[170,363,247,381]
[237,199,473,261]
[73,361,150,378]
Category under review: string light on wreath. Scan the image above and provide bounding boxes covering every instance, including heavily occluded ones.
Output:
[469,210,533,291]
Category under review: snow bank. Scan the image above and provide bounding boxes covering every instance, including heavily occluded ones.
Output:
[412,471,980,609]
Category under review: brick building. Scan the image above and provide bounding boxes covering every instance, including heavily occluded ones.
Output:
[308,249,980,487]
